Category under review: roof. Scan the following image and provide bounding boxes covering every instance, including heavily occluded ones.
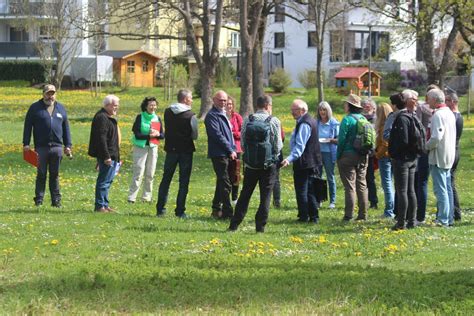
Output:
[335,67,381,79]
[100,50,160,60]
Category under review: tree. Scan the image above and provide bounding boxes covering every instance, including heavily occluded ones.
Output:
[20,0,83,89]
[239,0,265,116]
[352,0,472,87]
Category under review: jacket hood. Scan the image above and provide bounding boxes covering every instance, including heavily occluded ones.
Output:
[170,103,191,114]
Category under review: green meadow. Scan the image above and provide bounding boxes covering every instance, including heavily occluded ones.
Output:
[0,83,473,314]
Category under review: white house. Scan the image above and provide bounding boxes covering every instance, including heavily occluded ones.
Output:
[263,3,423,88]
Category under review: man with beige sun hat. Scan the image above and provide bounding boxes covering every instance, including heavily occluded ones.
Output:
[336,94,369,222]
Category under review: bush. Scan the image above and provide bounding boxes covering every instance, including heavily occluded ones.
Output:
[0,61,46,84]
[269,68,292,93]
[172,64,190,89]
[382,71,403,92]
[297,69,317,90]
[216,57,237,89]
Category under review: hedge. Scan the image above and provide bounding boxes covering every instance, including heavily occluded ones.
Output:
[0,61,46,84]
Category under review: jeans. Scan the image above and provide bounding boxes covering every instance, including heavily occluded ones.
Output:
[95,159,118,209]
[415,153,429,221]
[230,165,276,230]
[35,146,63,204]
[321,152,336,204]
[211,156,233,218]
[451,150,461,220]
[156,152,193,215]
[393,159,417,227]
[128,145,158,202]
[378,157,395,217]
[366,156,378,207]
[293,168,319,221]
[337,152,368,219]
[431,165,453,226]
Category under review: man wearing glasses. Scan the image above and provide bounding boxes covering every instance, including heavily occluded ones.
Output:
[23,84,72,207]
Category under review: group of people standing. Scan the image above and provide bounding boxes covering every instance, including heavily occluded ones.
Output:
[22,84,463,231]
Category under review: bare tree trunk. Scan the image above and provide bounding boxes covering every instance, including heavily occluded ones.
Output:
[240,50,254,117]
[199,66,214,117]
[316,46,324,103]
[252,14,267,110]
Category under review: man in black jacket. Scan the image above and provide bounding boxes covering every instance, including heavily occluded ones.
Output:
[23,84,72,207]
[88,95,120,213]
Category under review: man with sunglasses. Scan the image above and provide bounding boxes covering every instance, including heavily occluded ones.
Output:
[23,84,72,207]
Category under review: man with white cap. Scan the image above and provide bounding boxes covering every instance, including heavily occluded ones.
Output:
[23,84,72,207]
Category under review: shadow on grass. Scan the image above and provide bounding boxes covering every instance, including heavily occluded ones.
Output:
[4,260,473,313]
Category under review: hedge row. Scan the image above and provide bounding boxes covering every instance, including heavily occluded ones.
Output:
[0,61,46,83]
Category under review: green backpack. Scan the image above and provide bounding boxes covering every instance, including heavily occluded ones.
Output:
[350,114,376,155]
[242,115,276,169]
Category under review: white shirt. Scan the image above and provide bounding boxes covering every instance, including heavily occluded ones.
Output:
[425,106,456,169]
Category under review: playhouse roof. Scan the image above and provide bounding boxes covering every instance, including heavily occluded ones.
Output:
[101,50,160,60]
[335,67,381,79]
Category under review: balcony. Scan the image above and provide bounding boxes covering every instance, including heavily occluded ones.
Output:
[0,42,57,58]
[0,1,56,17]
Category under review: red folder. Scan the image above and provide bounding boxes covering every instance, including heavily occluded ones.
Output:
[150,121,161,145]
[23,149,39,167]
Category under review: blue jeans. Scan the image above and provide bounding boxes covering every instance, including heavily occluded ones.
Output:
[378,157,395,217]
[431,165,453,226]
[294,168,319,221]
[156,152,193,215]
[95,159,118,209]
[415,153,429,221]
[321,152,336,204]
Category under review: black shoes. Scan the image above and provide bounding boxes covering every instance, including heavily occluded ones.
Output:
[33,197,42,207]
[273,200,281,209]
[391,224,405,231]
[51,200,61,208]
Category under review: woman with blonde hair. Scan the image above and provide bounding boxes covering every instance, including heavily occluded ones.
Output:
[316,101,339,209]
[375,102,395,218]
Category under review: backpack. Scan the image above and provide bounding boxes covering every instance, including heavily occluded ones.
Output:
[243,115,276,169]
[350,114,376,155]
[401,112,427,156]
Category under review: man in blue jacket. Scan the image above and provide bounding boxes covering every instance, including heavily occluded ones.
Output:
[23,84,72,207]
[205,90,237,219]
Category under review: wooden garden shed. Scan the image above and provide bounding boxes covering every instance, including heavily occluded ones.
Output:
[334,67,382,97]
[101,50,160,87]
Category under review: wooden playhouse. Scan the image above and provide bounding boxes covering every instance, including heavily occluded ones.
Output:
[334,67,381,97]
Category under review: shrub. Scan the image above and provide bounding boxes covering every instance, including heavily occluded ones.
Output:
[0,61,46,84]
[269,68,292,93]
[172,64,190,89]
[297,69,317,90]
[216,57,237,89]
[382,71,403,91]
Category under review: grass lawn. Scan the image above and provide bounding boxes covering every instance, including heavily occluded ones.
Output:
[0,84,473,314]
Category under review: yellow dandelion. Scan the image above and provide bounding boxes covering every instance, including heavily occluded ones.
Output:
[50,240,59,246]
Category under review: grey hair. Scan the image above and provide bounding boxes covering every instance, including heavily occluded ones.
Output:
[361,98,376,110]
[256,95,272,109]
[317,101,333,120]
[402,89,419,101]
[293,99,308,112]
[177,89,192,103]
[446,92,458,103]
[426,89,445,104]
[103,95,119,106]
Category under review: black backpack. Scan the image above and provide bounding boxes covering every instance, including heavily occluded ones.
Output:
[392,112,426,156]
[243,115,276,169]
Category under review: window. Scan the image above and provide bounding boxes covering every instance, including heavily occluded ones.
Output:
[127,60,135,73]
[10,27,29,42]
[274,32,285,48]
[308,31,316,47]
[330,30,389,62]
[275,4,285,22]
[142,60,149,72]
[230,32,240,48]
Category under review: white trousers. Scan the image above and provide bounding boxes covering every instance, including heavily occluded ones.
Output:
[128,145,158,202]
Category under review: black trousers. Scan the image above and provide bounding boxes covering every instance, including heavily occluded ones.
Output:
[393,159,417,227]
[451,150,461,220]
[230,165,277,230]
[211,156,233,217]
[35,146,63,204]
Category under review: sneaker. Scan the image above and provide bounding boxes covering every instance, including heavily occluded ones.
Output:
[342,216,352,222]
[33,197,43,207]
[156,211,166,217]
[273,200,281,209]
[369,203,378,209]
[256,227,265,233]
[95,207,108,213]
[51,200,61,208]
[176,213,189,219]
[105,207,116,213]
[328,203,335,209]
[406,222,417,229]
[228,224,238,232]
[127,200,135,204]
[309,218,319,224]
[391,224,405,231]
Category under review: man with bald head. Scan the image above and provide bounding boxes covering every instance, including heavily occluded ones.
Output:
[282,99,322,224]
[205,90,237,219]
